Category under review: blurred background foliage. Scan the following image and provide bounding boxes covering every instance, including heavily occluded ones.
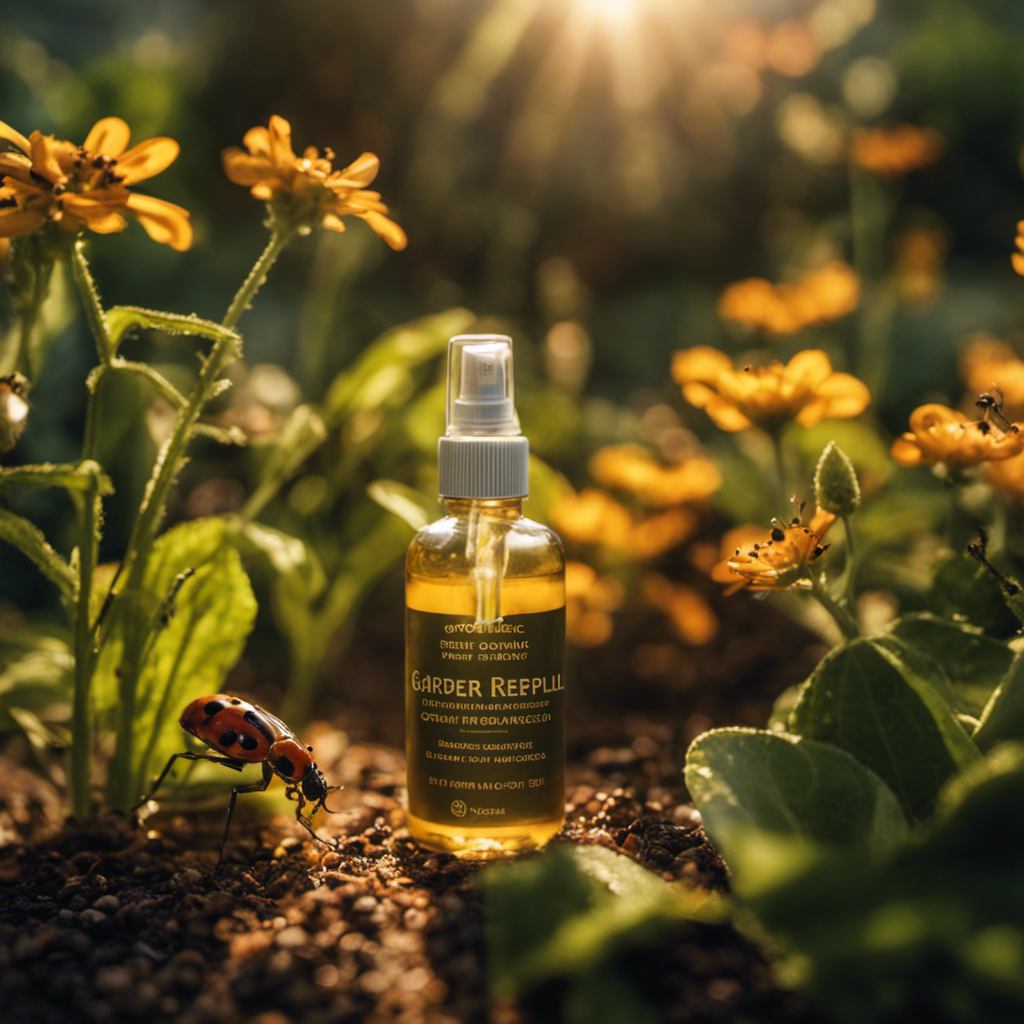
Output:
[5,0,1024,722]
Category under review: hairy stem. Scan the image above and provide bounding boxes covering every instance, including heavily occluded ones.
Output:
[809,572,860,642]
[66,241,115,816]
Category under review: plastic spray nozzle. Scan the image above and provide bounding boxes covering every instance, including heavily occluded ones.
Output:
[447,335,520,436]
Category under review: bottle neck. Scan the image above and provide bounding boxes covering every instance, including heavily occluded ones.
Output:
[444,497,523,519]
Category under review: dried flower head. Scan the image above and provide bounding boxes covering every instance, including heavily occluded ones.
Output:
[0,118,191,249]
[222,115,406,249]
[890,402,1024,470]
[848,125,944,176]
[717,262,860,335]
[710,506,835,594]
[672,347,870,433]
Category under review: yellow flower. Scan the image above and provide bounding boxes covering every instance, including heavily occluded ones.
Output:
[588,445,721,507]
[0,117,191,249]
[564,561,623,647]
[711,507,835,594]
[672,347,870,432]
[549,488,633,547]
[222,115,406,249]
[848,125,944,176]
[620,508,697,559]
[717,262,860,336]
[890,403,1024,469]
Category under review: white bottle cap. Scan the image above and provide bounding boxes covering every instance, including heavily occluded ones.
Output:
[438,335,529,498]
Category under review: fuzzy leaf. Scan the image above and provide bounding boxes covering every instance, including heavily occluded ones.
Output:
[685,728,908,893]
[0,509,76,607]
[0,460,113,496]
[105,306,242,356]
[789,638,980,818]
[974,652,1024,751]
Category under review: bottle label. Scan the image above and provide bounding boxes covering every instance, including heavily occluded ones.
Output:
[405,607,565,827]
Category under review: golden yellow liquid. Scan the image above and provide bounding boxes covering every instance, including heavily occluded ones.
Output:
[405,498,566,858]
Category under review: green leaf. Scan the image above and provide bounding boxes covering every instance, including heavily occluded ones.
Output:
[368,479,437,532]
[93,518,256,796]
[0,509,76,608]
[244,404,327,518]
[105,306,242,357]
[685,728,908,894]
[0,460,113,496]
[480,845,707,999]
[974,652,1024,751]
[789,639,980,818]
[323,309,472,428]
[928,551,1021,637]
[0,633,73,732]
[88,359,188,409]
[883,613,1014,717]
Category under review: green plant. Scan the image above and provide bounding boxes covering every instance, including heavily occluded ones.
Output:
[0,112,418,815]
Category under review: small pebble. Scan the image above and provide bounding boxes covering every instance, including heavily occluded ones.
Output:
[351,895,378,915]
[79,909,109,930]
[92,895,121,915]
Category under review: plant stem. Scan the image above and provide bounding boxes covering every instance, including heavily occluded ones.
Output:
[809,572,860,641]
[105,227,293,809]
[66,241,115,816]
[840,513,857,608]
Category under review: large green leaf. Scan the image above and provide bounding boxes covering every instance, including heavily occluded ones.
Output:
[928,551,1022,636]
[882,613,1014,717]
[244,405,327,519]
[93,518,257,796]
[974,652,1024,751]
[685,728,908,894]
[789,639,980,818]
[0,631,73,733]
[480,845,707,1000]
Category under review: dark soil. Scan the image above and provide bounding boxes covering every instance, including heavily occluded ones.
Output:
[0,584,830,1024]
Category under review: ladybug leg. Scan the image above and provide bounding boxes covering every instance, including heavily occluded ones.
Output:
[132,751,245,812]
[292,791,340,852]
[218,761,274,865]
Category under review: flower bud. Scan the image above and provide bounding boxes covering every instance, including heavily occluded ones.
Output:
[814,440,860,515]
[0,373,30,453]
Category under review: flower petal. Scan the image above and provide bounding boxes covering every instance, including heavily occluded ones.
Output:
[29,132,63,185]
[0,121,31,155]
[785,348,833,390]
[334,152,380,188]
[0,152,35,184]
[267,115,295,165]
[222,149,276,186]
[242,125,271,156]
[83,117,131,158]
[124,193,192,251]
[672,346,732,386]
[117,137,180,184]
[358,209,407,250]
[890,434,926,467]
[0,206,46,237]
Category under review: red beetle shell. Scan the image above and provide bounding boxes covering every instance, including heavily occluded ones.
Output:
[179,694,318,786]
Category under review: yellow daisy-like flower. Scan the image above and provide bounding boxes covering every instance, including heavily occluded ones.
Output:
[0,117,191,249]
[710,507,835,594]
[672,347,870,432]
[1012,220,1024,277]
[222,115,406,249]
[848,125,944,176]
[890,403,1024,469]
[588,445,721,507]
[717,262,860,336]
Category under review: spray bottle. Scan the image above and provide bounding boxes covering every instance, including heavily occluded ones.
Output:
[405,335,566,857]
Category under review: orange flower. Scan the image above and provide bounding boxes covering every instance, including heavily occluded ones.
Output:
[564,561,623,647]
[222,116,406,249]
[620,507,697,559]
[1013,220,1024,277]
[848,125,944,176]
[549,488,633,547]
[588,445,721,507]
[641,573,718,645]
[890,403,1024,469]
[985,451,1024,504]
[672,347,870,432]
[959,335,1024,420]
[0,117,190,249]
[711,507,835,594]
[717,262,859,335]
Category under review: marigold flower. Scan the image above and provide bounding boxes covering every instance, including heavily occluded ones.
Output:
[588,444,721,507]
[890,403,1024,469]
[672,347,870,432]
[222,116,406,249]
[717,262,859,335]
[848,125,944,176]
[0,117,191,249]
[710,507,835,594]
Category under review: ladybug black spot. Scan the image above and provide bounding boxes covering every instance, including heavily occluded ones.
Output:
[274,754,296,778]
[239,733,259,751]
[219,730,238,748]
[204,700,225,717]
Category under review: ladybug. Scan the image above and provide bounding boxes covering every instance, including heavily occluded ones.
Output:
[134,694,342,863]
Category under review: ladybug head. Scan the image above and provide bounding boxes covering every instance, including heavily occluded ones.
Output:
[301,765,327,805]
